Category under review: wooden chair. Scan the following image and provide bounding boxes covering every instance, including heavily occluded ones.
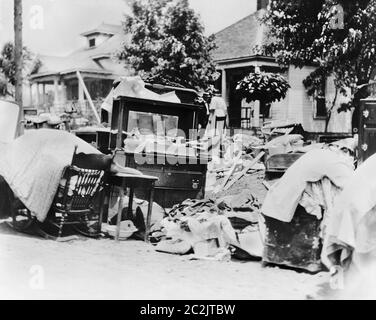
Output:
[37,146,113,240]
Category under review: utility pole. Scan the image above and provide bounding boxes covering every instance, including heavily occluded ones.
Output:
[14,0,24,136]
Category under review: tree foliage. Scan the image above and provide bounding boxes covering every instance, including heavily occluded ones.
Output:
[261,0,376,114]
[0,42,33,97]
[117,0,219,90]
[236,71,290,105]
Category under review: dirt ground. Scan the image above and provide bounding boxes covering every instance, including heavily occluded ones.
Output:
[0,170,332,300]
[0,222,328,300]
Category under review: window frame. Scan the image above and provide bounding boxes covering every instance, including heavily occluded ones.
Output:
[89,38,96,48]
[313,76,327,120]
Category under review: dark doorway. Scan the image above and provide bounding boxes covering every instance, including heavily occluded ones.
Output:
[227,67,253,128]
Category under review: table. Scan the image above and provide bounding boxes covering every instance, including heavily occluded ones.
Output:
[109,173,158,242]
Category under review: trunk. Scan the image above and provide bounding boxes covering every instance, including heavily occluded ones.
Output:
[324,87,339,133]
[14,0,23,136]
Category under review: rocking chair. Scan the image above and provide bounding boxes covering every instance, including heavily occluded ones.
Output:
[37,146,113,240]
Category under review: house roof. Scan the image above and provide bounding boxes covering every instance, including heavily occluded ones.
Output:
[80,23,123,37]
[30,23,129,80]
[213,9,269,62]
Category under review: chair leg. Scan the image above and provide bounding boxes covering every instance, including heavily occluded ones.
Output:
[98,188,106,234]
[58,216,65,238]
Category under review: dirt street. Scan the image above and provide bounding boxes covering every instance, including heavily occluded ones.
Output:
[0,221,327,300]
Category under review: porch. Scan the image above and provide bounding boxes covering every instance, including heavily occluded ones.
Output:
[27,70,116,121]
[216,56,287,130]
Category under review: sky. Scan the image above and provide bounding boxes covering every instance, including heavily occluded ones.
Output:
[0,0,257,56]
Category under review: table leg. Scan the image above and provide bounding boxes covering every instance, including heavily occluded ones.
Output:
[145,184,155,243]
[127,187,134,220]
[97,185,107,235]
[116,187,125,242]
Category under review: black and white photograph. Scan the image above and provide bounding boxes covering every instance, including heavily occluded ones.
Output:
[0,0,376,304]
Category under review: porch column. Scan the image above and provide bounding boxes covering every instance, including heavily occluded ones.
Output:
[35,83,40,106]
[28,82,32,107]
[54,78,60,106]
[253,100,260,128]
[78,76,85,102]
[60,80,67,104]
[42,84,46,104]
[221,69,228,104]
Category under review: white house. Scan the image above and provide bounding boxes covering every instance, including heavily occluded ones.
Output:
[213,0,353,134]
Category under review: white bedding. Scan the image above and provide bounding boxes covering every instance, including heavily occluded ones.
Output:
[0,129,100,222]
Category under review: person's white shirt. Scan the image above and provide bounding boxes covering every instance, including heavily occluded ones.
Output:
[210,96,227,118]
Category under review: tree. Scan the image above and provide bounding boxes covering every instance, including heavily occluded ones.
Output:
[0,42,32,97]
[14,0,23,135]
[0,74,10,97]
[236,71,290,105]
[260,0,376,132]
[117,0,219,90]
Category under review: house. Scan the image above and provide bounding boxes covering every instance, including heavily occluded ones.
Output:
[28,23,130,116]
[213,0,353,134]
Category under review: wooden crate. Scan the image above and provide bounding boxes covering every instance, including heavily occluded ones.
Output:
[265,153,303,173]
[261,205,324,273]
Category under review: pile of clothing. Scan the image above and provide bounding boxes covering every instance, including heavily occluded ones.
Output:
[232,133,263,151]
[152,190,263,260]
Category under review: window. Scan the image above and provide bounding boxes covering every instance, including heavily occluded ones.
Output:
[241,100,254,129]
[314,77,327,118]
[315,97,327,118]
[127,111,179,137]
[89,38,96,48]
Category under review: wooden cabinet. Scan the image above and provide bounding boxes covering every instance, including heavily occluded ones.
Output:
[115,151,209,208]
[359,98,376,164]
[110,94,209,208]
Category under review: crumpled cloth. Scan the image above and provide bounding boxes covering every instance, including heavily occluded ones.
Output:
[165,199,238,247]
[322,152,376,272]
[299,178,341,220]
[262,149,354,223]
[159,196,262,257]
[161,211,238,250]
[0,129,100,222]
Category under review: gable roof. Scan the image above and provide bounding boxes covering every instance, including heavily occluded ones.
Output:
[80,23,123,37]
[213,9,269,62]
[31,24,129,79]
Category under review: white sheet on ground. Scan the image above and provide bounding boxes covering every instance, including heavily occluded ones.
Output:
[261,148,354,223]
[0,129,100,222]
[322,153,376,271]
